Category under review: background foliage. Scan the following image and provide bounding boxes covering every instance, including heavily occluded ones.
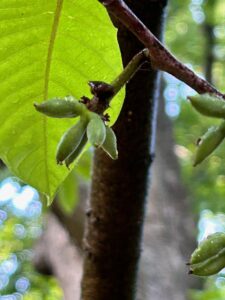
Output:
[166,0,225,297]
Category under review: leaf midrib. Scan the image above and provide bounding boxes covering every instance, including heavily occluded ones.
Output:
[43,0,64,195]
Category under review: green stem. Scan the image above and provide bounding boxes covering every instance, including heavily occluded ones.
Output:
[87,49,149,115]
[111,48,149,96]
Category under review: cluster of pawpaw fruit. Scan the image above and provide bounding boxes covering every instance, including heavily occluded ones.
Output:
[188,93,225,166]
[34,96,118,168]
[188,232,225,276]
[187,95,225,277]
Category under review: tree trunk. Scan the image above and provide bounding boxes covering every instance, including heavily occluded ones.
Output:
[81,1,167,299]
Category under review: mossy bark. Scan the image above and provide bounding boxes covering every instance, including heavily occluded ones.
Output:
[81,1,168,299]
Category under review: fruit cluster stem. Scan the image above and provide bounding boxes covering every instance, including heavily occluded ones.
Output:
[111,48,149,95]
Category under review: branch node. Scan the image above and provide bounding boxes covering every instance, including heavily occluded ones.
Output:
[86,208,92,217]
[88,81,114,100]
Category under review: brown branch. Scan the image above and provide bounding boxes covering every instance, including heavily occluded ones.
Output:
[99,0,225,98]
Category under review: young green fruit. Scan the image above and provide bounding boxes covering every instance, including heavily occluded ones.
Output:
[194,121,225,166]
[56,117,88,164]
[188,94,225,119]
[65,134,88,168]
[87,113,106,147]
[34,96,86,118]
[189,233,225,276]
[189,248,225,276]
[101,126,118,159]
[190,233,225,265]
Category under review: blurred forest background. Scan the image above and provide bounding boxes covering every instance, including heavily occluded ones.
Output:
[0,0,225,299]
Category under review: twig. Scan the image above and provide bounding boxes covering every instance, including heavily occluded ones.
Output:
[111,48,149,94]
[99,0,225,99]
[84,48,149,114]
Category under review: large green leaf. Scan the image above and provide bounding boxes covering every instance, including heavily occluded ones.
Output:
[0,0,124,202]
[57,170,79,215]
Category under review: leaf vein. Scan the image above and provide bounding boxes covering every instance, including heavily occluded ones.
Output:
[43,0,64,196]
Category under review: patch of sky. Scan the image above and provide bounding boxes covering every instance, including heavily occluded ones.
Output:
[189,1,205,24]
[0,177,42,295]
[15,277,30,294]
[0,179,20,204]
[0,254,18,276]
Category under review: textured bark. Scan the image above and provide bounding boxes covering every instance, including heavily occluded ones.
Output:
[81,1,167,299]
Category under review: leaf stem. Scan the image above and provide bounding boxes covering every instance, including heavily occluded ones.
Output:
[110,48,149,95]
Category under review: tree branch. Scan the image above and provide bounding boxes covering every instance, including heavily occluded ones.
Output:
[85,48,149,116]
[111,48,149,94]
[99,0,224,98]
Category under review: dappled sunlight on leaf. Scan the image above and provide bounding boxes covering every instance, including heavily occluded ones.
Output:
[0,0,124,201]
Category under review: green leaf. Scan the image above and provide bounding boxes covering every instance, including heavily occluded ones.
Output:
[57,170,78,215]
[76,150,92,180]
[0,0,124,201]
